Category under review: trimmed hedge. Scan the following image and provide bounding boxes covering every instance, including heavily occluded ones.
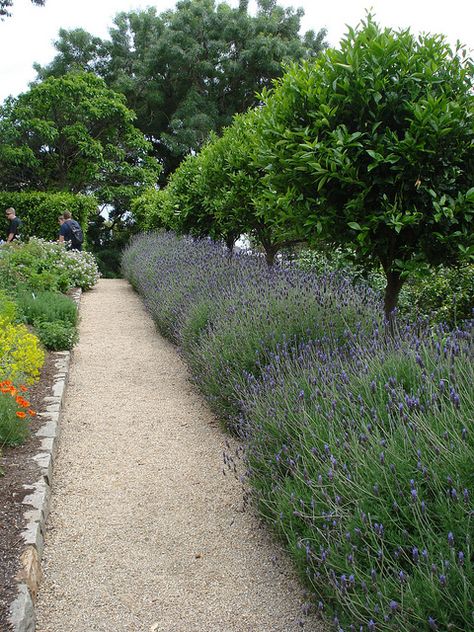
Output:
[0,191,96,244]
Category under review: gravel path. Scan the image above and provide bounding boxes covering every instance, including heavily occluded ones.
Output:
[35,279,325,632]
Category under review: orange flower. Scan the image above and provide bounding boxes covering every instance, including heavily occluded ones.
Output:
[20,385,28,392]
[16,411,27,418]
[4,380,12,386]
[28,409,36,417]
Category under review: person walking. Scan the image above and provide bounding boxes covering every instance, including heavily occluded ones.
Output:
[5,207,21,243]
[58,211,83,251]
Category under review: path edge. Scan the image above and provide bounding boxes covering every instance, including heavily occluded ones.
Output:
[8,288,82,632]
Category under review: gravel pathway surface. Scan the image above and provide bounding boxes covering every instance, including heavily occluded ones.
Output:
[35,279,325,632]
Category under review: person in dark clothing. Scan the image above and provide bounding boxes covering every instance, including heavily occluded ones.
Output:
[58,211,83,251]
[5,207,21,243]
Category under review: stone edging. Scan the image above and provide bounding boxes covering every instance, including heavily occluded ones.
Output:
[8,288,82,632]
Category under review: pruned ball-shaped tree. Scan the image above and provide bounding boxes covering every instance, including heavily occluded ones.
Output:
[258,16,474,319]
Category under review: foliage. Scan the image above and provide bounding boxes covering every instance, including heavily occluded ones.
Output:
[123,230,473,630]
[0,381,36,446]
[0,238,100,292]
[0,0,44,19]
[35,0,327,181]
[16,290,78,328]
[33,320,78,351]
[0,73,160,206]
[296,248,474,326]
[0,289,18,323]
[257,16,474,318]
[400,264,474,325]
[137,108,302,260]
[239,323,473,631]
[122,231,381,423]
[0,317,44,385]
[0,191,95,244]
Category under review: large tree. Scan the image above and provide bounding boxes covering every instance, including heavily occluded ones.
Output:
[0,0,44,19]
[0,72,160,207]
[257,16,474,319]
[34,0,327,181]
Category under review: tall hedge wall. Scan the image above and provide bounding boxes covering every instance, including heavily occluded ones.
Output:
[0,192,97,244]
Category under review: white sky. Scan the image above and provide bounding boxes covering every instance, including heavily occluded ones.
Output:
[0,0,473,103]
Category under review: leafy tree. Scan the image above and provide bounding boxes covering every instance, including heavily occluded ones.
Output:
[0,72,160,205]
[34,0,327,181]
[0,0,44,19]
[257,16,474,319]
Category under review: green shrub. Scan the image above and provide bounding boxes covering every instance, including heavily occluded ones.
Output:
[0,191,95,244]
[399,264,474,325]
[0,238,100,293]
[34,320,78,351]
[0,289,18,323]
[16,290,78,327]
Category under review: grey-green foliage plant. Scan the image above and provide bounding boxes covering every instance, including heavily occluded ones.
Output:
[16,291,78,328]
[257,15,474,320]
[34,0,327,182]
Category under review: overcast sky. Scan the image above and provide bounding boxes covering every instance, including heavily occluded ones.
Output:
[0,0,473,103]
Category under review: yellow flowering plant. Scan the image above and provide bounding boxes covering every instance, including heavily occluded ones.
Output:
[0,317,45,385]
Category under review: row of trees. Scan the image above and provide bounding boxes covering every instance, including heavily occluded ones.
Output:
[1,0,327,269]
[134,17,474,319]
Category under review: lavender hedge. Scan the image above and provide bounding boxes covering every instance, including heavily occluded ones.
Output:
[122,232,473,631]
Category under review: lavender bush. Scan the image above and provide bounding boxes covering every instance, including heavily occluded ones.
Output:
[122,232,381,423]
[122,232,473,630]
[239,323,473,631]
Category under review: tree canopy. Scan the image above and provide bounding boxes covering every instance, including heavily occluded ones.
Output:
[256,16,474,317]
[0,72,160,207]
[34,0,327,181]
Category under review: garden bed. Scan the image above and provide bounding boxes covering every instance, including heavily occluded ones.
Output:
[0,350,59,630]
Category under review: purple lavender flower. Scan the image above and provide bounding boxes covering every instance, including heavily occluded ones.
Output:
[389,600,399,611]
[448,532,454,547]
[428,617,438,630]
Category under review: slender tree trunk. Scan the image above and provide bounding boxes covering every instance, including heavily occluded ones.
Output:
[383,270,405,323]
[264,245,277,266]
[225,234,236,256]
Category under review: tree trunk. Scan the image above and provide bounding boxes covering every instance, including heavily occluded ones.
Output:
[264,246,277,266]
[225,234,236,256]
[383,270,405,324]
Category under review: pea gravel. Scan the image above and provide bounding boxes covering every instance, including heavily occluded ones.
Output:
[35,279,325,632]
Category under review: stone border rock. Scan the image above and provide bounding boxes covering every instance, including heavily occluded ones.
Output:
[8,289,81,632]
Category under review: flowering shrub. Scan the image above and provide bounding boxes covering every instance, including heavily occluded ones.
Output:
[239,322,473,631]
[0,380,36,446]
[0,238,100,292]
[123,232,382,423]
[0,317,44,385]
[124,231,473,631]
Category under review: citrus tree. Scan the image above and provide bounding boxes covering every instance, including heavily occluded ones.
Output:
[258,16,474,319]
